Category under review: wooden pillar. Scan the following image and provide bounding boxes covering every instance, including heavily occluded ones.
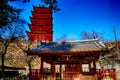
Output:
[89,62,91,71]
[40,58,44,80]
[79,61,82,74]
[93,61,96,73]
[79,61,82,79]
[52,60,56,80]
[60,63,62,80]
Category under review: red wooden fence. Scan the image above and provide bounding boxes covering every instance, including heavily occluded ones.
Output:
[28,69,116,80]
[28,69,40,80]
[96,69,116,80]
[63,64,80,79]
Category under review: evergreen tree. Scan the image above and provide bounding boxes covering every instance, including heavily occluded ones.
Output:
[0,0,23,28]
[40,0,60,12]
[0,0,25,78]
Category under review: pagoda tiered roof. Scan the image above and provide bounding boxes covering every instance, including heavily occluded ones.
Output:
[32,12,52,19]
[27,32,52,41]
[33,6,52,13]
[29,25,52,33]
[27,6,53,42]
[30,18,52,25]
[28,38,110,56]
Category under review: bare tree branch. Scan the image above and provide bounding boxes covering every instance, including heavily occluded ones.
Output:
[81,30,103,40]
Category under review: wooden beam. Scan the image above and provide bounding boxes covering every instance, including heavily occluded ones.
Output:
[28,50,110,56]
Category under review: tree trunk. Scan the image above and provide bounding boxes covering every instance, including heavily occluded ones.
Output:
[1,54,5,79]
[28,62,32,80]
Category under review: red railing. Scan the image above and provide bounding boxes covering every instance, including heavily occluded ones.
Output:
[96,69,116,80]
[28,69,40,80]
[28,69,116,80]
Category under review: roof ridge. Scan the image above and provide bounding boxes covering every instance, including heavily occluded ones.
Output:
[56,38,99,43]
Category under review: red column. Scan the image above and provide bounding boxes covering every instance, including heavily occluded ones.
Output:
[93,61,96,73]
[60,64,62,80]
[52,61,56,80]
[79,61,82,74]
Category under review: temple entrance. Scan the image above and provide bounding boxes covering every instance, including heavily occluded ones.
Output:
[39,55,99,80]
[28,38,113,80]
[56,64,80,80]
[40,60,81,80]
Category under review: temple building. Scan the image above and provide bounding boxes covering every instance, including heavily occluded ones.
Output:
[27,6,115,80]
[28,38,114,80]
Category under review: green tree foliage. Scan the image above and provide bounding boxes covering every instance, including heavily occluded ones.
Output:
[16,38,40,78]
[0,0,26,78]
[0,18,26,78]
[0,0,23,28]
[8,0,61,12]
[8,0,30,3]
[40,0,60,12]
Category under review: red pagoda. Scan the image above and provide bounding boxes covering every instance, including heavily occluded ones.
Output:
[27,6,53,42]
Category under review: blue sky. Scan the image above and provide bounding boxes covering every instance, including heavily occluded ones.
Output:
[10,0,120,41]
